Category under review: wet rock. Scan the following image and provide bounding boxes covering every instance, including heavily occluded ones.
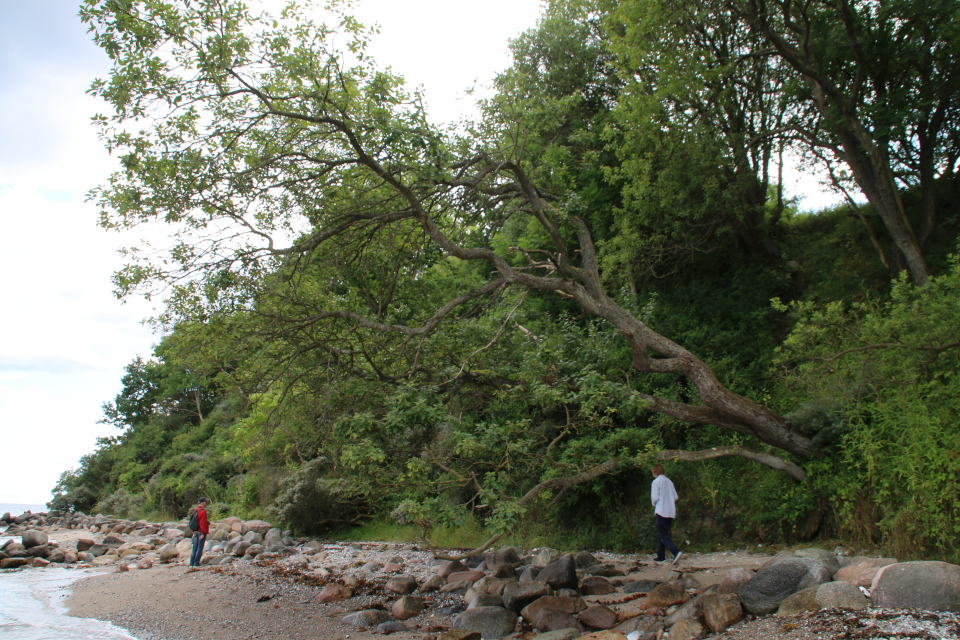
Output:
[834,559,896,588]
[1,557,32,569]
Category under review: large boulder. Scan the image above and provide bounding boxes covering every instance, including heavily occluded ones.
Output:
[646,581,690,608]
[76,538,96,552]
[453,607,519,639]
[577,605,617,630]
[502,581,551,613]
[392,596,425,620]
[700,593,743,633]
[533,608,582,633]
[241,531,264,545]
[158,544,179,562]
[668,619,704,640]
[464,577,512,604]
[21,530,48,548]
[263,528,284,547]
[834,558,897,588]
[739,557,831,615]
[534,548,563,567]
[871,561,960,612]
[717,567,754,594]
[538,555,578,590]
[520,596,586,623]
[447,570,486,585]
[777,586,819,616]
[241,520,273,536]
[1,558,31,569]
[816,581,868,610]
[794,548,840,577]
[437,560,470,578]
[575,551,599,568]
[623,579,660,594]
[385,575,418,595]
[470,594,507,609]
[579,576,616,596]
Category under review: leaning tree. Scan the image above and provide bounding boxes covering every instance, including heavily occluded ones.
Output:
[81,0,812,535]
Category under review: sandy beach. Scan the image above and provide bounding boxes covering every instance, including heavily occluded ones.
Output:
[0,526,949,640]
[49,524,803,640]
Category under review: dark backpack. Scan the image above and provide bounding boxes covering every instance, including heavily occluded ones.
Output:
[188,508,200,531]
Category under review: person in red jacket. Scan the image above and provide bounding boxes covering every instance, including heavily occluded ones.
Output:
[189,497,210,567]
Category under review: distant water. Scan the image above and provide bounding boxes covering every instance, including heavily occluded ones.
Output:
[0,503,48,518]
[0,567,139,640]
[1,503,140,640]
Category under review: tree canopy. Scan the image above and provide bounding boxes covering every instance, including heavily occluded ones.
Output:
[66,0,960,558]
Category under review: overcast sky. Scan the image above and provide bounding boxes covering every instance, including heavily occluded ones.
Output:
[0,0,839,506]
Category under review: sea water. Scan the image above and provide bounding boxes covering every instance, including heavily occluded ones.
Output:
[1,504,140,640]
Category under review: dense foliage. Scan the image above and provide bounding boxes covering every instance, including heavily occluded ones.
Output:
[53,0,960,559]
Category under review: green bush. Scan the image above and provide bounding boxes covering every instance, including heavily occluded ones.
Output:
[776,254,960,559]
[96,487,146,519]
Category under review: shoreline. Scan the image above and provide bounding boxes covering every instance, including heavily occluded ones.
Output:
[3,522,959,640]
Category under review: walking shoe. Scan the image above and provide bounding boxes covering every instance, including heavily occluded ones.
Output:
[653,557,668,564]
[672,551,684,565]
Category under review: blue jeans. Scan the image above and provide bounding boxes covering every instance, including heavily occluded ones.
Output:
[190,532,206,566]
[655,514,680,561]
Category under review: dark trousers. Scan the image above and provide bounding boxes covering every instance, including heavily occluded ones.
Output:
[190,532,205,566]
[655,514,680,560]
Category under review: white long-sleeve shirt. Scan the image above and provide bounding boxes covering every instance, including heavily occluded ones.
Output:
[651,474,678,518]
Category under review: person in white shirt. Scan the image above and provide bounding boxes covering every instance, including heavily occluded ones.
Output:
[650,463,683,564]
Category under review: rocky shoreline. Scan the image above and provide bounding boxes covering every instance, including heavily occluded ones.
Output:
[2,509,960,640]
